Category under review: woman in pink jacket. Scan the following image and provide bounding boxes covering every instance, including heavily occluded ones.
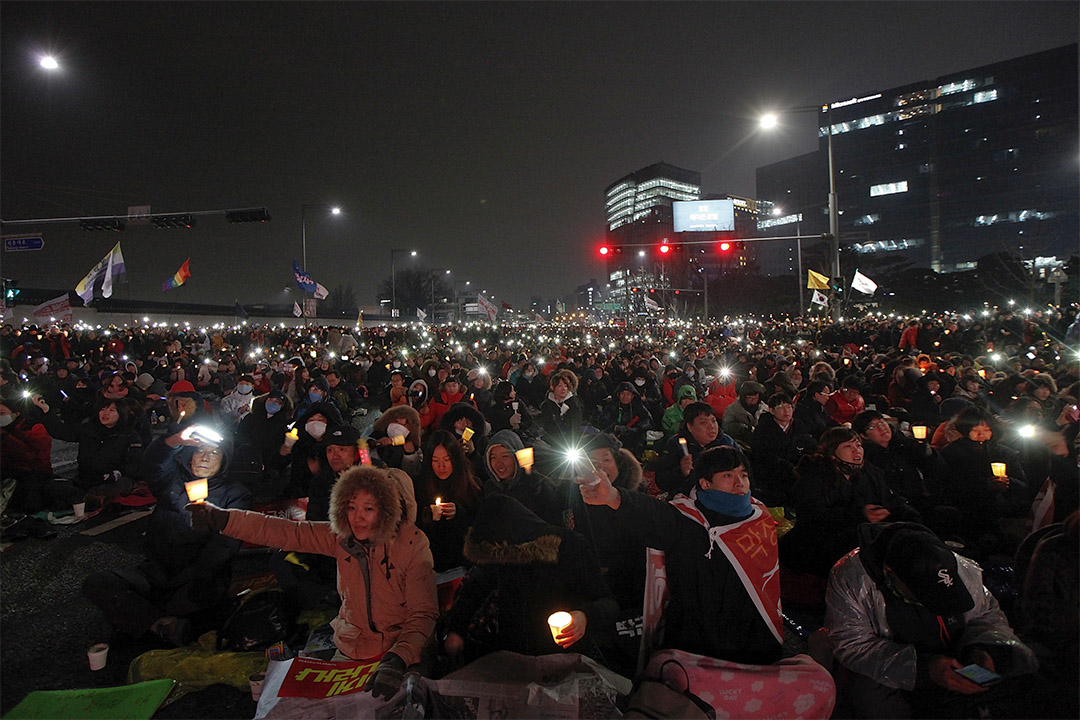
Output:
[190,464,438,700]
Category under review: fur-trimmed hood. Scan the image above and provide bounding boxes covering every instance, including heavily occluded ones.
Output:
[329,465,417,545]
[372,404,422,443]
[462,494,563,566]
[614,447,644,492]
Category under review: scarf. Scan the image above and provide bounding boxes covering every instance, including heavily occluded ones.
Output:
[696,488,752,519]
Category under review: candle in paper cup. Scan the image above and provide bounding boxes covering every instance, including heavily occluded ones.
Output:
[547,611,572,643]
[678,437,689,456]
[249,672,266,702]
[990,462,1007,478]
[978,369,986,378]
[88,643,109,671]
[461,427,474,442]
[515,447,534,470]
[185,479,209,503]
[391,434,406,446]
[911,425,928,440]
[431,497,443,520]
[283,427,299,448]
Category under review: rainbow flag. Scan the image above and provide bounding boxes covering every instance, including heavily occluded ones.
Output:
[162,258,191,292]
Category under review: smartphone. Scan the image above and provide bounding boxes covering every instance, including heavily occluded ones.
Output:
[954,664,1002,687]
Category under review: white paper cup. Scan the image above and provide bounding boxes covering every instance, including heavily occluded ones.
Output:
[547,611,572,643]
[88,643,109,671]
[431,503,443,520]
[73,502,86,519]
[249,672,266,701]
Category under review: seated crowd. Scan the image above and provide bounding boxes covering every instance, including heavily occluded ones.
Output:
[1,310,1077,717]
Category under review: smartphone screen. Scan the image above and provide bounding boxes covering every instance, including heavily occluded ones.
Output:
[954,664,1001,687]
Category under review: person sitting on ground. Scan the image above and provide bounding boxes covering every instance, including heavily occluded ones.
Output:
[751,392,813,506]
[853,410,946,518]
[83,423,251,647]
[370,404,423,477]
[536,369,584,445]
[596,381,653,456]
[482,429,567,527]
[722,380,765,451]
[655,401,736,496]
[579,445,784,665]
[825,522,1038,719]
[413,429,484,572]
[443,494,618,666]
[219,373,256,427]
[826,374,867,427]
[483,380,534,439]
[794,379,834,442]
[781,427,920,582]
[189,464,438,701]
[661,384,697,442]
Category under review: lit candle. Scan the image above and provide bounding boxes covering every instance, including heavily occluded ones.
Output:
[912,426,928,440]
[978,369,986,378]
[461,427,474,442]
[515,447,534,472]
[391,433,406,446]
[678,437,689,456]
[283,427,299,448]
[431,497,443,520]
[990,462,1007,478]
[185,479,208,503]
[547,611,572,643]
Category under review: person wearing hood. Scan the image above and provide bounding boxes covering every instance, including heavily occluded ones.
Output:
[293,375,338,421]
[630,366,663,414]
[237,389,294,483]
[853,410,946,518]
[165,379,209,431]
[722,380,765,451]
[824,522,1037,719]
[483,380,534,438]
[281,401,344,500]
[579,445,785,666]
[597,381,653,456]
[655,402,736,496]
[414,429,484,571]
[439,401,489,482]
[443,494,617,666]
[536,369,584,446]
[429,375,468,430]
[483,429,568,527]
[465,367,493,412]
[370,404,423,477]
[661,384,698,441]
[781,427,920,584]
[83,422,251,647]
[190,464,437,701]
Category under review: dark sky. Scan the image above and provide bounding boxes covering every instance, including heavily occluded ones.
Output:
[2,1,1076,311]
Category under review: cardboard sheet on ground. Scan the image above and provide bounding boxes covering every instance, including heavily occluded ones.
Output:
[2,679,175,720]
[255,651,631,719]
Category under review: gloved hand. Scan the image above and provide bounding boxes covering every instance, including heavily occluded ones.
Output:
[365,652,405,700]
[186,502,229,533]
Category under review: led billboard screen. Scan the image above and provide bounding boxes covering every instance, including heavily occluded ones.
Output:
[673,199,735,232]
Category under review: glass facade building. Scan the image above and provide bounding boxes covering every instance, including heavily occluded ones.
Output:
[756,44,1078,278]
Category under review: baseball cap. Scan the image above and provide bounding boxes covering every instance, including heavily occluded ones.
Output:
[884,529,974,616]
[319,425,361,447]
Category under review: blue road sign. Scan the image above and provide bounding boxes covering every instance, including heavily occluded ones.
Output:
[3,235,45,252]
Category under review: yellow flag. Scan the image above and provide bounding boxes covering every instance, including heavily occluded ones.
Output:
[807,269,830,290]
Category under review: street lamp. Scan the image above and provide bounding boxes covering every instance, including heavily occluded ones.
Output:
[390,249,417,318]
[771,206,806,311]
[300,204,342,273]
[430,268,451,322]
[39,56,59,71]
[760,105,840,310]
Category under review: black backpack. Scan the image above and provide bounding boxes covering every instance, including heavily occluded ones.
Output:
[217,588,297,652]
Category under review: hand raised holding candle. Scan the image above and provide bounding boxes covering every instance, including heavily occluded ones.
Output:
[577,465,620,509]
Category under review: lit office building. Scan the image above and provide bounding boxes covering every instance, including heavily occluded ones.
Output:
[756,44,1078,278]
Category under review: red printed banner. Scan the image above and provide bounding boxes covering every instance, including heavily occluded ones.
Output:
[276,656,381,699]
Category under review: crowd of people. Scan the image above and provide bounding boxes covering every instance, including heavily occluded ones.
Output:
[1,304,1077,717]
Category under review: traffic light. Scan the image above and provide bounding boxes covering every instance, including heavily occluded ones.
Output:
[226,207,271,223]
[80,217,126,232]
[599,244,623,257]
[2,279,19,301]
[718,241,731,252]
[659,243,671,254]
[152,213,195,229]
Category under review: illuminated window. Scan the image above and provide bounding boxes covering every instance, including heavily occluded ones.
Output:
[869,181,908,197]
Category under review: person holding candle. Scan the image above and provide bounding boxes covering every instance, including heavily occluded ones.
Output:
[482,429,567,527]
[82,422,250,647]
[483,380,535,439]
[188,464,438,701]
[415,429,483,571]
[443,494,617,665]
[940,407,1029,555]
[655,402,736,496]
[370,404,423,477]
[439,402,489,481]
[853,410,946,518]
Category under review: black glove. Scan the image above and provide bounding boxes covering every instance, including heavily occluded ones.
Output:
[366,651,405,700]
[186,502,228,533]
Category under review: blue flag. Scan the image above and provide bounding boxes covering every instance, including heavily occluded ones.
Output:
[293,261,317,293]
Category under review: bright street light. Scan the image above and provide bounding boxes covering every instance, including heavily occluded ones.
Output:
[759,113,778,129]
[330,207,341,215]
[39,56,59,70]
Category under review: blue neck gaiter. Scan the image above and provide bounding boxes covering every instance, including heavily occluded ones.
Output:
[696,488,752,519]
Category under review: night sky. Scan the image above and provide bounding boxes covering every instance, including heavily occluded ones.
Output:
[2,2,1076,311]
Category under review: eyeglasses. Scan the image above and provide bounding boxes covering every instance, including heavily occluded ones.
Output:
[866,421,890,432]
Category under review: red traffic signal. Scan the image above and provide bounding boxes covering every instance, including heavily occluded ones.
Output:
[719,241,731,252]
[659,243,671,254]
[599,245,610,256]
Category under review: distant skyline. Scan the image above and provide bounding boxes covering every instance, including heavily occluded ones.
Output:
[2,2,1076,310]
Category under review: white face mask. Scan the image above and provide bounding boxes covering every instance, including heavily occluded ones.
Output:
[634,378,646,387]
[0,414,12,428]
[428,369,437,377]
[686,369,695,377]
[237,384,253,395]
[393,361,402,368]
[305,420,327,440]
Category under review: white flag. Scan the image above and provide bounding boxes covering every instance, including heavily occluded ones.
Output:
[644,294,660,311]
[851,270,878,295]
[416,307,427,321]
[292,301,302,317]
[314,283,329,300]
[75,242,125,304]
[811,289,829,306]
